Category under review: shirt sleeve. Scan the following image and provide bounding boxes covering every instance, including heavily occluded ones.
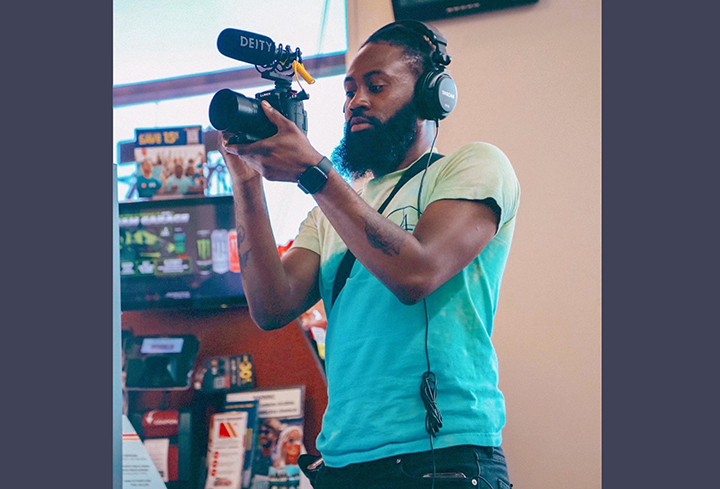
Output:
[289,206,322,255]
[426,142,520,230]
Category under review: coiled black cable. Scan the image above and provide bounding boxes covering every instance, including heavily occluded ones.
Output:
[420,370,443,436]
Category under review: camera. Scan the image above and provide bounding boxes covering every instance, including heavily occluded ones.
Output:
[208,29,312,144]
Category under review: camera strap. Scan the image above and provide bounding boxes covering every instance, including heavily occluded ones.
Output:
[330,152,445,307]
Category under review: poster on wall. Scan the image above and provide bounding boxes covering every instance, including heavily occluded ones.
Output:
[134,125,207,199]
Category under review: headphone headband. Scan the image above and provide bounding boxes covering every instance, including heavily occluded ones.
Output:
[374,20,452,67]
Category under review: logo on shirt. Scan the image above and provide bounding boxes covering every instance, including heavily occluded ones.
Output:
[387,206,420,232]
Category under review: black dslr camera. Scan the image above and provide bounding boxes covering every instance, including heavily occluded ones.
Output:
[208,29,312,144]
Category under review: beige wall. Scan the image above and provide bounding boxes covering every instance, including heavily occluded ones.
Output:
[346,1,602,488]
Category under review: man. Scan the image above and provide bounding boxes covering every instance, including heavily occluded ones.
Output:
[219,21,519,489]
[165,162,203,195]
[185,161,207,192]
[253,418,282,478]
[136,159,167,198]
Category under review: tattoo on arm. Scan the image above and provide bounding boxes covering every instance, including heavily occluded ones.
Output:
[364,218,404,256]
[239,248,251,269]
[236,225,251,268]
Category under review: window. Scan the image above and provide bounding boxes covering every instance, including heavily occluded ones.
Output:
[114,0,348,244]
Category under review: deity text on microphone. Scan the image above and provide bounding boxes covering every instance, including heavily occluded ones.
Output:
[240,35,272,52]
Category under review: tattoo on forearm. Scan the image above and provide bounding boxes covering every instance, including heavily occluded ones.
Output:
[237,225,251,268]
[239,248,251,269]
[364,219,404,256]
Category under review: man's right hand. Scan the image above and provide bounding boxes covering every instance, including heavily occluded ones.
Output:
[218,131,260,183]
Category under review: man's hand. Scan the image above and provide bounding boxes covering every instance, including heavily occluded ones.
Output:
[219,131,260,184]
[224,101,323,182]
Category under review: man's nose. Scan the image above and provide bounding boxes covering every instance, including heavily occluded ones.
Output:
[347,89,370,113]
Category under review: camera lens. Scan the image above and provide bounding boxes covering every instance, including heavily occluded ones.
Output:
[208,89,277,139]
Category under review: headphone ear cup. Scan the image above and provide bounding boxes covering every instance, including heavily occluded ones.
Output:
[415,69,457,121]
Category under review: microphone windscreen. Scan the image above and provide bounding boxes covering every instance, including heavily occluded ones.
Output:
[217,29,276,66]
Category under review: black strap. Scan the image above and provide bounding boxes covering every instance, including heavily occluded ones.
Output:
[331,152,445,307]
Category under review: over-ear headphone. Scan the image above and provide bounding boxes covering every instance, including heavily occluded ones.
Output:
[373,20,458,121]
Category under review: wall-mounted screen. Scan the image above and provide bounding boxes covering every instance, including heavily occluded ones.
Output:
[119,195,248,310]
[392,0,537,22]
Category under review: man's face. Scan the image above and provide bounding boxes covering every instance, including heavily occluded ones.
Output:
[333,42,422,179]
[258,422,279,448]
[174,164,184,178]
[141,160,152,175]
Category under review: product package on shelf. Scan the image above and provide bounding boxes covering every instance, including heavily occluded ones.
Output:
[225,386,306,489]
[222,400,260,489]
[204,410,249,489]
[195,353,256,393]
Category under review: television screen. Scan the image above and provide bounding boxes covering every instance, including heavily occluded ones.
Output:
[391,0,537,22]
[118,195,248,310]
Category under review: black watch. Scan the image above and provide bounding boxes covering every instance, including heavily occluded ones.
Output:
[297,156,333,194]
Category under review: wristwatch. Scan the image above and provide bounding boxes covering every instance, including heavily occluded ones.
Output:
[297,156,333,194]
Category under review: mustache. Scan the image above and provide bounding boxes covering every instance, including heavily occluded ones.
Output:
[346,109,382,130]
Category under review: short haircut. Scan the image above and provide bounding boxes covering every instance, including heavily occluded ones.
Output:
[362,22,435,79]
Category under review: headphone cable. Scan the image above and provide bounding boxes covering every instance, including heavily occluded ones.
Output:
[417,120,442,489]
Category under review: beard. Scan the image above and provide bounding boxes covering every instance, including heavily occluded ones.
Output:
[331,100,421,180]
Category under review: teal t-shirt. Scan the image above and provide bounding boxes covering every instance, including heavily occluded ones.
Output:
[291,142,520,467]
[136,175,162,198]
[165,175,195,195]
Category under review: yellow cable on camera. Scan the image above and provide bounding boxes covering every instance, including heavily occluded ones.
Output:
[293,60,315,84]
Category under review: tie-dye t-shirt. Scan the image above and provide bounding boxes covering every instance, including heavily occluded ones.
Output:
[290,142,520,467]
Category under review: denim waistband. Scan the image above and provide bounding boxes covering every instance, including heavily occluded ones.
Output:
[323,445,499,476]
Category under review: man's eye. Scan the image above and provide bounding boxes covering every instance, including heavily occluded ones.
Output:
[345,90,356,98]
[369,85,384,93]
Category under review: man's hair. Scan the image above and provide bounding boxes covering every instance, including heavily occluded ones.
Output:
[362,22,435,79]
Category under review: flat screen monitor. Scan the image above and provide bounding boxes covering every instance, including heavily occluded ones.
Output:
[391,0,538,22]
[119,195,248,310]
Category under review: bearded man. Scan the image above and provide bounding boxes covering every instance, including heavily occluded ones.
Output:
[219,21,519,489]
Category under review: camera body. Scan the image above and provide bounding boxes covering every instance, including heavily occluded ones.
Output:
[209,79,308,144]
[208,29,310,144]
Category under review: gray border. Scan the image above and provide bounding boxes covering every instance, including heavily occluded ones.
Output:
[603,1,714,486]
[5,1,112,485]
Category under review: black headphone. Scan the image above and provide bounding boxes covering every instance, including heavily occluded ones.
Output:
[373,20,458,121]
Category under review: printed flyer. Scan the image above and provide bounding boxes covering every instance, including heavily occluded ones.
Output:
[122,415,167,489]
[204,411,249,489]
[226,386,306,489]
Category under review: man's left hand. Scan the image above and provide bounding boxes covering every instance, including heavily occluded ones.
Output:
[223,101,323,182]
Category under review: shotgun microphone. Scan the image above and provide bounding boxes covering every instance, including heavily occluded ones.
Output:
[217,28,298,67]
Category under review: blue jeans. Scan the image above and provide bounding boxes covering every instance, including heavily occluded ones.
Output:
[300,445,512,489]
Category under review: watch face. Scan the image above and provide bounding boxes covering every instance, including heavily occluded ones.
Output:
[298,166,328,194]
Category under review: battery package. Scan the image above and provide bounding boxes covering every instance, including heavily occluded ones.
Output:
[195,353,255,393]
